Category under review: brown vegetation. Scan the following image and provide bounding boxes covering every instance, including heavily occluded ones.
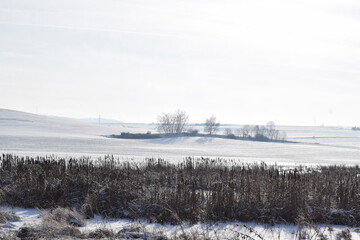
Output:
[0,154,360,226]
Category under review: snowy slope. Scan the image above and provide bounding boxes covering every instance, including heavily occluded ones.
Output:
[0,108,150,137]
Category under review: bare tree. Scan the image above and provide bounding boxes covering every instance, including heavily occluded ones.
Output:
[204,115,220,135]
[266,121,276,140]
[241,125,252,138]
[253,125,261,136]
[253,125,268,141]
[157,110,189,134]
[235,128,242,137]
[224,128,233,136]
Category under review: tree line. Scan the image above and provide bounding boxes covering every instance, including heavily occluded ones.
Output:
[156,110,287,142]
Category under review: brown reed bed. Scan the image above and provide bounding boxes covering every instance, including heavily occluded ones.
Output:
[0,154,359,226]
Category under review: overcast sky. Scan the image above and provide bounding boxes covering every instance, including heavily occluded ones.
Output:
[0,0,359,126]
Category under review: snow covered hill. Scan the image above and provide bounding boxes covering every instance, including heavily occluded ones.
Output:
[0,108,151,137]
[0,108,111,137]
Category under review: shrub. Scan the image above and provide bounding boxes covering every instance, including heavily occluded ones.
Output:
[42,207,85,227]
[187,129,199,135]
[254,133,269,141]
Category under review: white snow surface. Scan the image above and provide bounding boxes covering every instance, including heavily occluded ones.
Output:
[0,108,151,137]
[1,207,360,240]
[1,109,360,165]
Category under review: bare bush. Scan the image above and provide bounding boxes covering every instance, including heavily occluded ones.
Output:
[42,207,85,227]
[239,122,287,142]
[187,128,199,135]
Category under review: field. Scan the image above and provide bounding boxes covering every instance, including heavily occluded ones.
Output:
[1,109,360,239]
[1,109,360,166]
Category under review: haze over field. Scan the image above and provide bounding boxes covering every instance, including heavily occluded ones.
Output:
[1,0,360,126]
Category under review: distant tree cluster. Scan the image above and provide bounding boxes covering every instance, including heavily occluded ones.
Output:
[156,110,286,142]
[235,121,287,141]
[222,121,286,141]
[352,126,360,131]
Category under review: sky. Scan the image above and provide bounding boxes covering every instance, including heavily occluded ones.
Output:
[0,0,359,126]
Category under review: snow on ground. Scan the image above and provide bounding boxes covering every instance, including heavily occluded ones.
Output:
[211,124,360,148]
[82,217,360,240]
[279,125,360,148]
[2,135,360,166]
[0,207,42,230]
[0,108,151,137]
[2,207,360,240]
[1,109,360,165]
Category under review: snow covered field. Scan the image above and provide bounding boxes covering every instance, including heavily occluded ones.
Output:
[0,109,360,165]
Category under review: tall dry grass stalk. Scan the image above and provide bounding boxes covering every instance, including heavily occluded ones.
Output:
[1,154,360,226]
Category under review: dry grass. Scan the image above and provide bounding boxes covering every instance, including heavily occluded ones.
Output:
[12,207,84,239]
[87,227,116,239]
[4,209,357,240]
[1,154,360,226]
[42,207,85,227]
[13,212,168,240]
[16,222,82,239]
